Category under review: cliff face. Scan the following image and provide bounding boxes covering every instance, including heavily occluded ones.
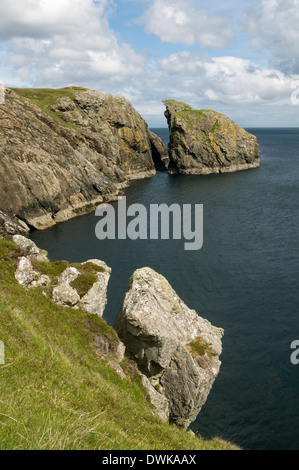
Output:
[0,88,167,231]
[164,100,260,175]
[115,267,223,429]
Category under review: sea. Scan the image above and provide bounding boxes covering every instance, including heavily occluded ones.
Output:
[30,128,299,450]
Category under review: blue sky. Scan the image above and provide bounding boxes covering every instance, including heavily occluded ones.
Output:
[1,0,299,127]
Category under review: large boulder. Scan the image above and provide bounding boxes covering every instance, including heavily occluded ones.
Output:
[115,267,224,428]
[164,100,260,175]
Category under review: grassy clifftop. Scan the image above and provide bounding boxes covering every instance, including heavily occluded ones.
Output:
[0,238,238,450]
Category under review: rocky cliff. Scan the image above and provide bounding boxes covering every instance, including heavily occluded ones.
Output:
[0,87,167,232]
[164,100,260,175]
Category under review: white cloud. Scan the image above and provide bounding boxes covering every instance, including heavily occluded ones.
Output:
[158,52,296,105]
[0,0,108,39]
[0,0,144,88]
[121,51,299,127]
[139,0,234,48]
[246,0,299,74]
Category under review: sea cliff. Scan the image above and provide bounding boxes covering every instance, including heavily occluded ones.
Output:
[164,100,260,175]
[0,87,167,233]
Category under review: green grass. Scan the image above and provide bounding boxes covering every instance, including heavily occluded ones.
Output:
[0,237,239,450]
[211,120,221,134]
[70,263,106,297]
[11,87,87,132]
[186,337,218,359]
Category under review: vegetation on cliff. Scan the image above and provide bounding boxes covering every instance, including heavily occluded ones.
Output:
[164,100,260,175]
[0,237,238,450]
[0,87,167,232]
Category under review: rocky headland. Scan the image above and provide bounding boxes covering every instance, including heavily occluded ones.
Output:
[164,100,260,175]
[0,87,168,234]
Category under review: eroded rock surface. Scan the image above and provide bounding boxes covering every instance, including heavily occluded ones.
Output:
[13,236,111,318]
[164,100,260,175]
[0,88,167,232]
[115,267,224,428]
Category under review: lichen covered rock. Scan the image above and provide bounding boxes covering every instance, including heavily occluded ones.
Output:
[13,236,111,317]
[164,100,260,175]
[115,267,223,428]
[0,88,167,232]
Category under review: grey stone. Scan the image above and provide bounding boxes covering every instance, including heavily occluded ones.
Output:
[15,256,50,289]
[78,260,111,317]
[115,267,223,428]
[13,235,48,262]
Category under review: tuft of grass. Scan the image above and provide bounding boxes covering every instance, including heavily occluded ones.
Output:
[211,120,221,134]
[70,273,98,298]
[32,260,69,278]
[0,237,239,450]
[70,262,106,297]
[186,337,218,359]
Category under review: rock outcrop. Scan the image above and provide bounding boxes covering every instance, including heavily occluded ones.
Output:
[164,100,260,175]
[52,259,111,316]
[0,211,30,237]
[0,87,167,233]
[115,267,224,428]
[13,235,111,318]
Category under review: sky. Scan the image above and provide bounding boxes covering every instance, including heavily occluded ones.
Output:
[1,0,299,127]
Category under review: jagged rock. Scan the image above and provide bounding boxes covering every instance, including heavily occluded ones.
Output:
[78,260,111,317]
[139,373,170,422]
[0,211,30,237]
[52,284,81,307]
[164,100,260,175]
[52,266,82,307]
[115,267,223,428]
[107,361,126,380]
[13,235,48,262]
[0,88,167,230]
[12,236,111,317]
[51,260,111,316]
[15,257,50,288]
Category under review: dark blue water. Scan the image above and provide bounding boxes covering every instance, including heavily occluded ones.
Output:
[30,128,299,450]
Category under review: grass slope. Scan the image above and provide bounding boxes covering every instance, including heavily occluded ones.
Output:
[12,87,87,132]
[0,238,238,450]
